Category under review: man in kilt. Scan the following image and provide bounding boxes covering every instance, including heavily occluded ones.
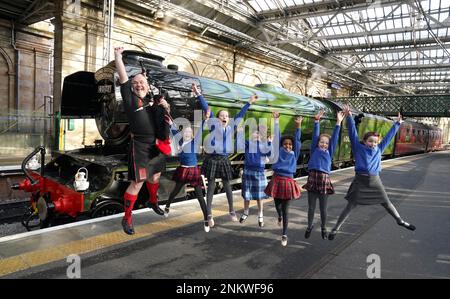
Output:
[115,47,170,235]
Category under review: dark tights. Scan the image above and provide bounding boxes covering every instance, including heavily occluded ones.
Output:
[307,192,328,229]
[206,179,234,216]
[274,198,290,236]
[166,182,207,221]
[332,199,404,231]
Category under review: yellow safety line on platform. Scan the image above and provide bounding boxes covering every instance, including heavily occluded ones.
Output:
[0,200,254,277]
[0,155,423,277]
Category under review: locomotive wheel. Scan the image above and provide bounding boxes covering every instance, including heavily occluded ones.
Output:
[91,200,124,218]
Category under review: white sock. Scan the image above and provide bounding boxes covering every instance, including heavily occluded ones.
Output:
[258,211,263,217]
[244,209,249,216]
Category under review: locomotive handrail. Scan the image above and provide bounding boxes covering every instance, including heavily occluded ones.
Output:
[21,146,46,185]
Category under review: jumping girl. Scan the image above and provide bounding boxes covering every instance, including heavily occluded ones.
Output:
[236,112,277,227]
[303,110,344,240]
[164,103,211,232]
[264,112,303,246]
[328,104,416,240]
[194,83,257,228]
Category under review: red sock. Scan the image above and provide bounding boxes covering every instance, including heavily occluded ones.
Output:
[124,192,138,222]
[146,182,159,204]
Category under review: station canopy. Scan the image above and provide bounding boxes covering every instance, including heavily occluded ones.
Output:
[128,0,450,96]
[2,0,450,96]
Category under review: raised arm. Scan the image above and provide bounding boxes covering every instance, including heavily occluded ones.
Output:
[193,109,211,152]
[114,47,128,84]
[311,110,324,150]
[233,94,257,127]
[236,125,246,153]
[294,116,303,159]
[193,83,213,118]
[379,112,402,153]
[272,112,281,146]
[329,111,344,157]
[342,104,360,149]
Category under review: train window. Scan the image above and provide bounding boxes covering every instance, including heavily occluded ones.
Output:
[412,129,416,134]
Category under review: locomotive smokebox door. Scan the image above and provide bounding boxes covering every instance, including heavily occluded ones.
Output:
[61,71,101,118]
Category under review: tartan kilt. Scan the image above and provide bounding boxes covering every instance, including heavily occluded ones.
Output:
[128,136,166,183]
[241,169,269,201]
[265,175,301,200]
[201,154,233,180]
[302,170,335,195]
[172,166,202,187]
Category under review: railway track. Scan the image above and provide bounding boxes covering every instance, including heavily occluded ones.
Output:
[0,200,29,224]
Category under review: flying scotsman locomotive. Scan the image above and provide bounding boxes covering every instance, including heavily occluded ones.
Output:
[12,50,443,230]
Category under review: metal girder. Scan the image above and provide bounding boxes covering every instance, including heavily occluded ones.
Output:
[257,0,400,24]
[330,37,450,53]
[125,0,398,96]
[373,82,450,87]
[330,63,450,72]
[332,44,450,56]
[335,95,450,117]
[308,23,450,42]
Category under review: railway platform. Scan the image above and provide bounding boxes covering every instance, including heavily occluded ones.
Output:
[1,152,449,279]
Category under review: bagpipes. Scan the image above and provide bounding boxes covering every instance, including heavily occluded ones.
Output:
[138,60,184,156]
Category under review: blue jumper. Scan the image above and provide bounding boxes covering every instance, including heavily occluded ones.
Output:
[347,116,400,176]
[170,122,204,167]
[272,122,302,178]
[307,122,341,174]
[237,128,274,172]
[197,94,250,156]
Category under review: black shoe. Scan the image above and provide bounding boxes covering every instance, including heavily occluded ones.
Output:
[321,228,328,240]
[304,225,313,239]
[122,217,135,235]
[146,202,165,216]
[398,220,416,231]
[239,213,248,224]
[328,229,337,241]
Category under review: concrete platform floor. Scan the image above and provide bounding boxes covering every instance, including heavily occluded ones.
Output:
[0,152,449,279]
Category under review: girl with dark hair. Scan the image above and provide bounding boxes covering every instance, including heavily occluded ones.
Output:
[328,104,416,240]
[264,112,303,246]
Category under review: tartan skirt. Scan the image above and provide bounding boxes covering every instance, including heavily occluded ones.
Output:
[128,136,166,183]
[242,169,269,201]
[265,174,301,200]
[345,174,390,205]
[302,170,335,195]
[172,166,202,187]
[201,154,234,180]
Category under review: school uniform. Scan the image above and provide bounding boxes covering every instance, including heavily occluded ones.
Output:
[345,116,401,205]
[170,124,203,187]
[237,130,273,201]
[302,122,341,195]
[265,126,302,200]
[197,94,250,180]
